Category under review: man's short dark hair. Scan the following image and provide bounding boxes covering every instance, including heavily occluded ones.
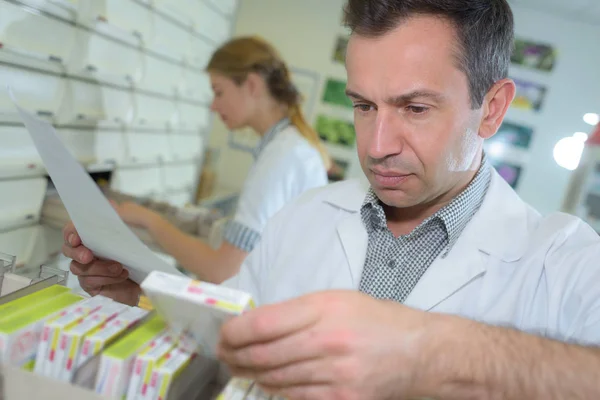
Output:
[344,0,514,109]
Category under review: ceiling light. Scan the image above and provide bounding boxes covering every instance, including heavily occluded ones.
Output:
[553,136,585,171]
[583,113,599,126]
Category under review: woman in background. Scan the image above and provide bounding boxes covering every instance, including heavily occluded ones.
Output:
[63,36,329,297]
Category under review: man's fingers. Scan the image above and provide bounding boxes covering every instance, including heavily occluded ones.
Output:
[220,296,320,349]
[98,279,142,306]
[228,357,338,388]
[70,260,126,278]
[219,325,331,370]
[62,244,94,265]
[79,280,102,296]
[62,222,81,247]
[78,271,128,291]
[78,278,141,306]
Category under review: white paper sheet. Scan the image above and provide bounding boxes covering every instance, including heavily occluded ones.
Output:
[8,88,184,283]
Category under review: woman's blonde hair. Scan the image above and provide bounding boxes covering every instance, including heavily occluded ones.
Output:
[206,36,331,170]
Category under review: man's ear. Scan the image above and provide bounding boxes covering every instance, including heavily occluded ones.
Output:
[479,78,516,139]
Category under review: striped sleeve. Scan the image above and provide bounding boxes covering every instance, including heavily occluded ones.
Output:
[222,220,261,253]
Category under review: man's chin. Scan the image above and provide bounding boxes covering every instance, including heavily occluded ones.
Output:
[371,187,418,209]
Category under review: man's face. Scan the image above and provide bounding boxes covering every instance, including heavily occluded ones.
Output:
[346,16,485,208]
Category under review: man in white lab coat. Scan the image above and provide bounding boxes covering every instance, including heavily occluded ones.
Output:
[64,0,600,398]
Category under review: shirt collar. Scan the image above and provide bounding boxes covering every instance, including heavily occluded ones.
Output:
[253,117,290,159]
[437,155,491,255]
[360,154,492,255]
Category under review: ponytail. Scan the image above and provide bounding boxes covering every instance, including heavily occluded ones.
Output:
[288,104,332,170]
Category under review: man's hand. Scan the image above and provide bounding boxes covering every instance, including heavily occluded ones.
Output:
[62,222,141,306]
[217,291,439,400]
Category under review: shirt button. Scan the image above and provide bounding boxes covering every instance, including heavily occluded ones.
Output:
[371,215,381,227]
[387,260,397,269]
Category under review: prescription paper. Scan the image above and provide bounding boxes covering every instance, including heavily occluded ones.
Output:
[8,88,183,283]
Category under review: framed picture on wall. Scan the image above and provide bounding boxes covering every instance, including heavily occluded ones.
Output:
[322,78,353,109]
[489,121,534,150]
[315,114,356,148]
[512,38,557,72]
[511,78,547,112]
[332,36,349,64]
[491,160,523,189]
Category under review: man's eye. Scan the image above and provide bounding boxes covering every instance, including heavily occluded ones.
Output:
[353,104,373,112]
[407,105,429,114]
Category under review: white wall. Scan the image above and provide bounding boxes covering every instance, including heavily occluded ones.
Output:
[210,0,600,215]
[505,3,600,215]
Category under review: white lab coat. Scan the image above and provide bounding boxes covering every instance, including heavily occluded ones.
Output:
[230,125,328,237]
[226,170,600,344]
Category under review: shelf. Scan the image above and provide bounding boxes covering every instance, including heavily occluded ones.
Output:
[0,225,53,271]
[46,0,76,13]
[134,0,218,46]
[73,65,135,89]
[0,131,46,177]
[0,109,54,125]
[153,3,195,32]
[204,0,238,17]
[0,43,65,71]
[89,17,144,48]
[6,0,213,77]
[0,65,67,120]
[16,0,76,21]
[0,178,48,232]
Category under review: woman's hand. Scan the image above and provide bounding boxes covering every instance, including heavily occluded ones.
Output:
[117,201,164,232]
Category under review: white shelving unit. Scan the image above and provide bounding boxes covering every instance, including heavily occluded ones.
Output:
[0,0,239,270]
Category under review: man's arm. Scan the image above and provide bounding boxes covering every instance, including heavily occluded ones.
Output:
[217,289,600,400]
[420,314,600,400]
[423,233,600,400]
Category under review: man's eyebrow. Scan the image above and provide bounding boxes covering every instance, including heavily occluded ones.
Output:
[345,89,364,99]
[345,89,446,104]
[345,89,370,102]
[388,90,446,104]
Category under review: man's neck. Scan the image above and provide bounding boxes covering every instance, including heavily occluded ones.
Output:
[384,194,457,237]
[384,159,483,237]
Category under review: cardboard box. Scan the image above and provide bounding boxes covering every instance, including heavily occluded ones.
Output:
[140,271,254,357]
[0,292,83,368]
[34,295,113,377]
[125,331,176,400]
[95,314,166,398]
[54,301,129,382]
[0,285,70,322]
[78,307,148,368]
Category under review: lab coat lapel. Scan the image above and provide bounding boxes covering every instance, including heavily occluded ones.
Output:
[322,179,370,289]
[404,171,531,311]
[403,230,486,311]
[335,213,368,287]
